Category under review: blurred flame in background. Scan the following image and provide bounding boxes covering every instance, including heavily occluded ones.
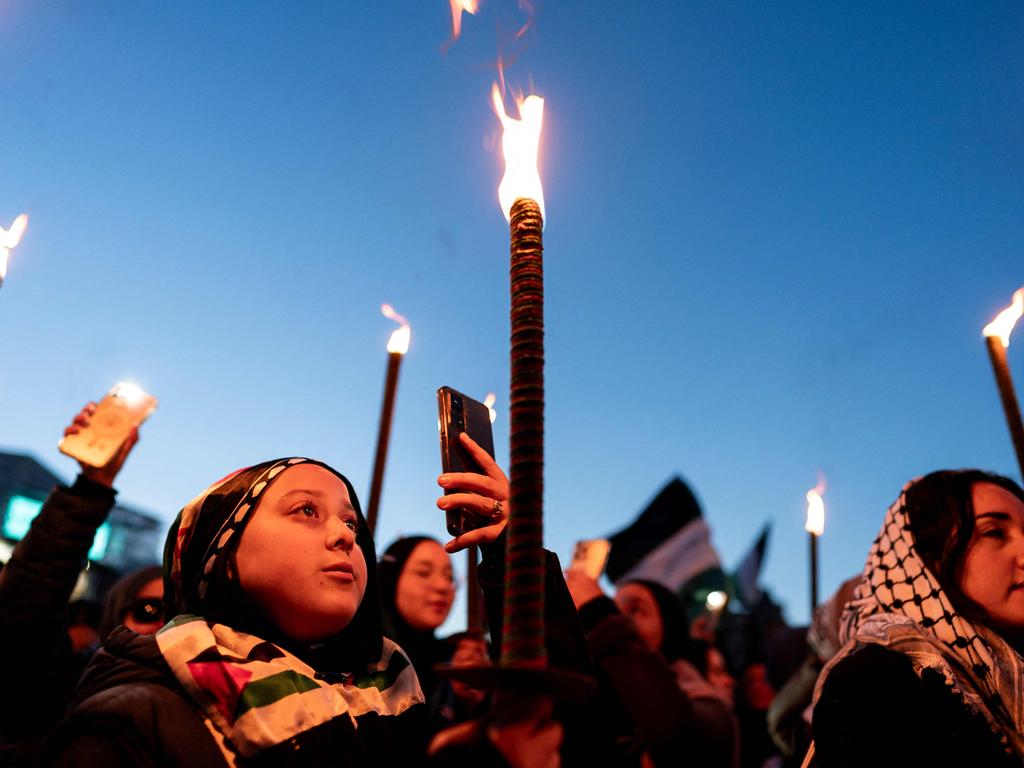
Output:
[449,0,479,40]
[382,304,411,355]
[805,477,826,536]
[0,214,29,281]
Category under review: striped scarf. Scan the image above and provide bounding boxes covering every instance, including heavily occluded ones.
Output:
[156,615,424,760]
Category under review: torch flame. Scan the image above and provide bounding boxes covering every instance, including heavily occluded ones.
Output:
[387,326,411,355]
[484,392,497,423]
[0,214,29,281]
[805,479,826,536]
[449,0,479,40]
[492,83,545,222]
[983,288,1024,349]
[381,304,411,355]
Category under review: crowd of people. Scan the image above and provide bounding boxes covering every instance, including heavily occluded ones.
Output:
[2,402,1024,767]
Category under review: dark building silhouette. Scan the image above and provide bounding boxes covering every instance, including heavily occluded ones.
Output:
[0,451,164,599]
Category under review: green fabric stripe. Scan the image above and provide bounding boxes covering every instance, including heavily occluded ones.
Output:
[159,614,205,633]
[352,651,410,692]
[234,669,321,720]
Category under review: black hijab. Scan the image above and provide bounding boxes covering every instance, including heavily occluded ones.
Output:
[377,536,452,692]
[162,457,383,672]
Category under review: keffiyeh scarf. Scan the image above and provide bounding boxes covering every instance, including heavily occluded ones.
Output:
[816,480,1024,757]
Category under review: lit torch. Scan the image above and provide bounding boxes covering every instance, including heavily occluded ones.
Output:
[805,479,826,615]
[449,0,479,41]
[491,81,548,670]
[438,82,591,701]
[0,214,29,290]
[983,289,1024,479]
[365,304,411,534]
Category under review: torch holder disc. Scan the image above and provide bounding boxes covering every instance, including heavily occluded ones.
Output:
[434,661,596,703]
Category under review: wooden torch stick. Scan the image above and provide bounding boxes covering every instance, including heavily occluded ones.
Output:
[466,545,485,634]
[365,350,403,534]
[985,335,1024,480]
[504,196,546,667]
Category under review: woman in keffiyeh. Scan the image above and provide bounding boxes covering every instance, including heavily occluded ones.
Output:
[812,470,1024,767]
[44,458,427,767]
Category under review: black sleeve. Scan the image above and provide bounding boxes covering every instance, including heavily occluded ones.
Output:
[42,682,225,768]
[0,476,116,630]
[477,535,593,677]
[0,477,117,745]
[813,644,1015,768]
[46,724,161,768]
[580,597,695,746]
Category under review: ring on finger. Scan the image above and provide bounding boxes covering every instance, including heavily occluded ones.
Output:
[492,499,504,518]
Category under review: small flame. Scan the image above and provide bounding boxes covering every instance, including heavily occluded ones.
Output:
[484,392,497,423]
[381,304,411,355]
[983,288,1024,349]
[449,0,479,40]
[805,478,826,536]
[387,325,411,355]
[492,83,545,222]
[0,214,29,281]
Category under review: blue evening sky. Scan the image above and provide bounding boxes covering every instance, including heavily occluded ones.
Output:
[1,2,1021,627]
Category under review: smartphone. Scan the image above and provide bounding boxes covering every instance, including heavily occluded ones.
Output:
[437,386,496,537]
[570,539,612,580]
[59,382,158,468]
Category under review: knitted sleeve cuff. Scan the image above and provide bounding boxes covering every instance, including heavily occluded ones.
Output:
[70,474,118,503]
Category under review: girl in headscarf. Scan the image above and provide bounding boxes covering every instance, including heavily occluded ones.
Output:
[44,458,426,767]
[813,470,1024,767]
[377,536,457,727]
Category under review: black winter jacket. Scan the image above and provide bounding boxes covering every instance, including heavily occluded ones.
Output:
[0,477,116,765]
[813,644,1019,768]
[42,626,430,767]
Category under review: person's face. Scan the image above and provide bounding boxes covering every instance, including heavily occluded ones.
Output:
[395,540,455,632]
[958,482,1024,634]
[614,583,664,654]
[123,577,165,634]
[706,648,736,708]
[234,465,367,642]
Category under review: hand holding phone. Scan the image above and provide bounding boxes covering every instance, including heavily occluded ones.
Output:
[569,539,611,580]
[59,383,157,483]
[437,386,508,552]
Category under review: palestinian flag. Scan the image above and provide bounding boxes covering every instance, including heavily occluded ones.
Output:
[606,477,726,612]
[730,523,771,609]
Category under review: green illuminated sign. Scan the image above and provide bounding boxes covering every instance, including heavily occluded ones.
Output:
[3,495,111,561]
